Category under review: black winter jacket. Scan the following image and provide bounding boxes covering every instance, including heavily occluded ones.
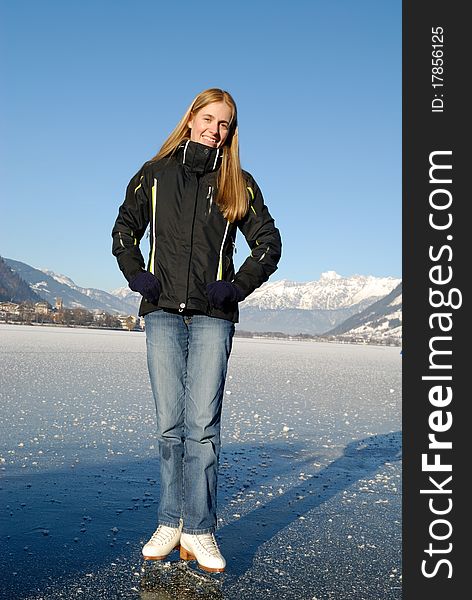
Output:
[111,140,282,323]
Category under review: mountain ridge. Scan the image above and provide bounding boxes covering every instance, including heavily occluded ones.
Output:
[323,282,402,343]
[3,258,139,315]
[2,257,401,338]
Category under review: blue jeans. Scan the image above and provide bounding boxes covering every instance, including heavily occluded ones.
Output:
[144,309,235,534]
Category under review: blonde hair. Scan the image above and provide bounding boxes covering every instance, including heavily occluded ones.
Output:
[150,88,248,223]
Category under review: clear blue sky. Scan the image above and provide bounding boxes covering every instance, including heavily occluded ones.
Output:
[1,0,401,292]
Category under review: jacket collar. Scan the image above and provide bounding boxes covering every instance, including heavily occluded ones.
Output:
[177,140,223,174]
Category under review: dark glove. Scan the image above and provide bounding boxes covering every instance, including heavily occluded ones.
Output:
[206,281,244,310]
[129,271,161,304]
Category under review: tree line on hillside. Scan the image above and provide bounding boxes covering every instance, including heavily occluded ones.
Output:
[0,256,41,303]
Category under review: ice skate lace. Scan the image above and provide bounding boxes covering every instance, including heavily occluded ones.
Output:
[196,533,221,556]
[150,525,178,544]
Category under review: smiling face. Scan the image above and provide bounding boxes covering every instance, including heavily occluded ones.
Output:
[187,101,233,148]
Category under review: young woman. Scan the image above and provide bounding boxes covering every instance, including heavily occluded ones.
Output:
[112,88,282,572]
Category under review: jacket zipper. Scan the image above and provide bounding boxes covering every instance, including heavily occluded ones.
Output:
[181,174,200,311]
[149,179,157,274]
[207,186,213,214]
[217,221,230,280]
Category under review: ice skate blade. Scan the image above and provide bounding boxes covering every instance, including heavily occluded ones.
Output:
[143,544,180,561]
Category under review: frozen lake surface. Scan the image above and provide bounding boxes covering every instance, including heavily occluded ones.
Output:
[0,324,402,599]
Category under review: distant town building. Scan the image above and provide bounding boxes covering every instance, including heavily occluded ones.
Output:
[0,302,20,318]
[117,314,143,331]
[55,297,63,310]
[34,301,50,315]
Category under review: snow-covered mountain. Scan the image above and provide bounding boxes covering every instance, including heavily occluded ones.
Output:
[241,271,399,310]
[110,285,141,302]
[323,283,402,343]
[237,272,401,335]
[4,258,139,315]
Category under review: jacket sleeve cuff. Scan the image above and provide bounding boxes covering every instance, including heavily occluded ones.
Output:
[231,276,253,301]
